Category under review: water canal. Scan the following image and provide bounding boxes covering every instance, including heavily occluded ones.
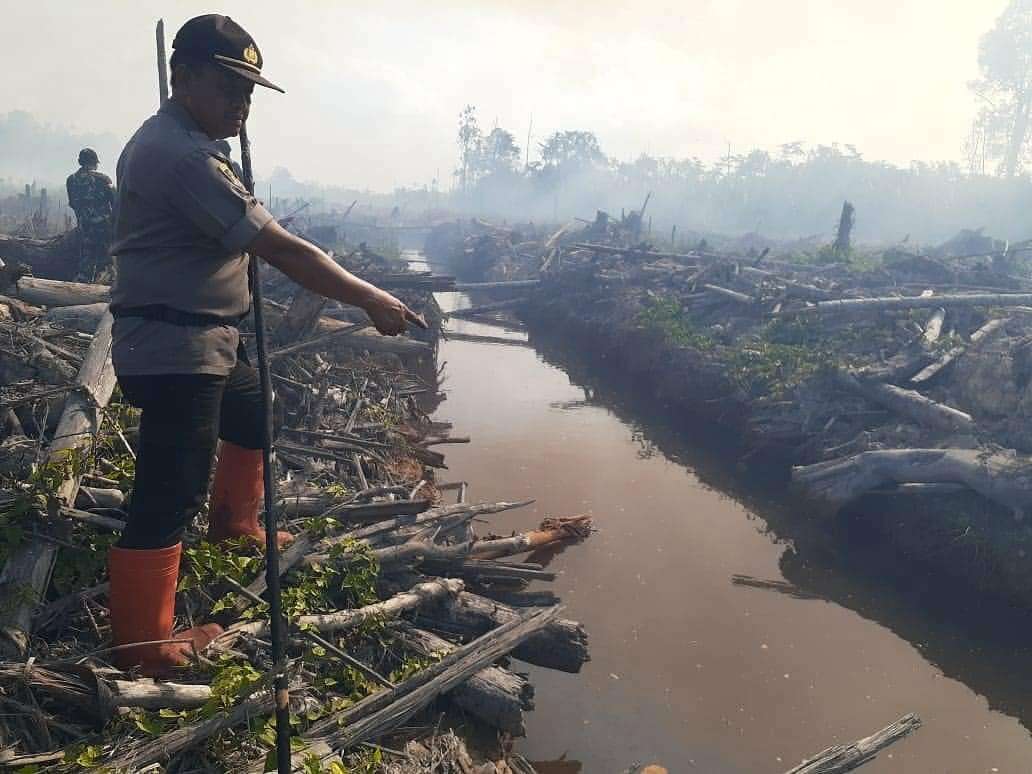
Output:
[411,252,1032,773]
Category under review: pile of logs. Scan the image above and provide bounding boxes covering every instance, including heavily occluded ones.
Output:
[0,252,592,772]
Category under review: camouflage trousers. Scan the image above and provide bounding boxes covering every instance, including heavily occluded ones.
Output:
[77,222,113,283]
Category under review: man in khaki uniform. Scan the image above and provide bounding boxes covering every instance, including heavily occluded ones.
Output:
[109,14,421,675]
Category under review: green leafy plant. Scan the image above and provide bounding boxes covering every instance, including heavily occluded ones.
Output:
[636,296,715,351]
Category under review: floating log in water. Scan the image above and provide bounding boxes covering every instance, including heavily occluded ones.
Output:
[783,713,921,773]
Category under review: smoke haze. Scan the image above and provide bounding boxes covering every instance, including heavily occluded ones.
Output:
[0,0,1005,191]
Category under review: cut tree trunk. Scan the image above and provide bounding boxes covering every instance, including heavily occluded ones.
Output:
[793,448,1032,513]
[45,303,109,333]
[397,625,533,736]
[108,678,211,711]
[0,311,117,657]
[420,590,589,673]
[274,286,328,343]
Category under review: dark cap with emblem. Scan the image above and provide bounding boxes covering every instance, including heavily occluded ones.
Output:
[171,14,284,93]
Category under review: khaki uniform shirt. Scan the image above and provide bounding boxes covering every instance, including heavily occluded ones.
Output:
[110,101,273,376]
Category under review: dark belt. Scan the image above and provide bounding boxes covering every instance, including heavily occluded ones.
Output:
[110,304,248,328]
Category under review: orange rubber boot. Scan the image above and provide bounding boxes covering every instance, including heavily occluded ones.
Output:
[108,543,222,677]
[207,441,293,549]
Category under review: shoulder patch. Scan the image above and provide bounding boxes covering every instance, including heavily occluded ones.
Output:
[215,159,239,185]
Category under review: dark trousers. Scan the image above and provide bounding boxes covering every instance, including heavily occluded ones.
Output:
[117,360,265,550]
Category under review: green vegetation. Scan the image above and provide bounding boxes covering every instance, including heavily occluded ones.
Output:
[636,296,716,351]
[637,295,853,398]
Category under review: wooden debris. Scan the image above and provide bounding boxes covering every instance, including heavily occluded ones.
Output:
[784,713,921,773]
[0,311,116,657]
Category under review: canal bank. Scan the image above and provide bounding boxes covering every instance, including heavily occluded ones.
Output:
[423,251,1032,773]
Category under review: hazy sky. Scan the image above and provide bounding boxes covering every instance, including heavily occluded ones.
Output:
[0,1,1009,191]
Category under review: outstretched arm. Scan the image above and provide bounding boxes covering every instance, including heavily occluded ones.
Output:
[248,219,425,336]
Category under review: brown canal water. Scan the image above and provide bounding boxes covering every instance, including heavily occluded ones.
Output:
[413,253,1032,773]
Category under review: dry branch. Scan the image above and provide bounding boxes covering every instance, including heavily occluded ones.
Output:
[218,578,464,643]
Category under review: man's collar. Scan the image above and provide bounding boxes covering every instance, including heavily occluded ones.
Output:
[160,99,205,136]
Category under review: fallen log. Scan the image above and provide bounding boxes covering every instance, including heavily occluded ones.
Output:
[475,588,561,607]
[453,280,540,291]
[449,298,527,319]
[295,607,559,770]
[570,242,701,263]
[793,448,1032,513]
[105,692,274,771]
[7,276,110,307]
[910,317,1008,385]
[108,678,211,711]
[443,331,532,347]
[471,516,593,559]
[433,558,556,583]
[784,713,921,774]
[217,578,464,643]
[0,311,117,657]
[268,321,373,360]
[397,625,533,736]
[834,370,974,433]
[323,498,431,523]
[44,303,109,333]
[783,292,1032,316]
[702,283,754,304]
[420,590,589,673]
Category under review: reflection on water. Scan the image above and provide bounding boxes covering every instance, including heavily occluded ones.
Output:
[415,252,1032,774]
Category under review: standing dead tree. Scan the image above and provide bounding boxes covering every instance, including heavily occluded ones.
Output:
[833,201,855,256]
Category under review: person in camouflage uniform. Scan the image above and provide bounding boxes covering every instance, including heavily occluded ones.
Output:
[66,148,116,282]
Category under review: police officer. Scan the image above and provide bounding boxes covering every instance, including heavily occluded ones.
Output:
[108,14,421,676]
[66,148,115,282]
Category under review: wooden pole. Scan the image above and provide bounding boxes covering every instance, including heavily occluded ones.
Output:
[156,19,169,107]
[239,121,291,774]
